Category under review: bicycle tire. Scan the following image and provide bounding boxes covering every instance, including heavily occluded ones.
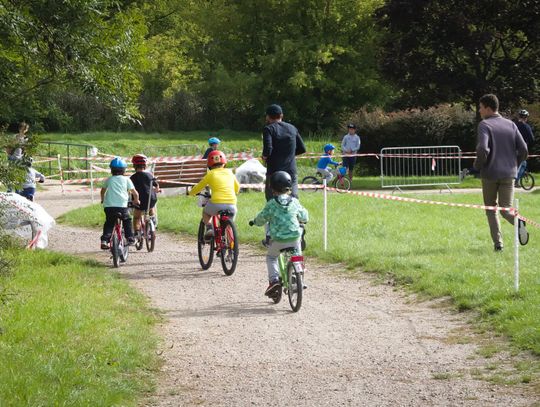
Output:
[520,172,535,191]
[120,235,129,263]
[145,220,156,252]
[300,176,320,193]
[197,221,214,270]
[111,233,120,268]
[333,176,351,193]
[219,219,239,276]
[287,262,303,312]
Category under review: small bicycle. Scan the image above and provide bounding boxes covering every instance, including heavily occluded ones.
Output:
[196,193,239,275]
[110,213,129,268]
[516,161,535,190]
[134,210,157,252]
[301,165,351,192]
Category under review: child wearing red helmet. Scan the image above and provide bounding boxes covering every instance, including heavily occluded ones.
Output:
[130,154,160,235]
[189,150,240,240]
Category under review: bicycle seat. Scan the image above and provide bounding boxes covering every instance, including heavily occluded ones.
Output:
[218,209,235,217]
[115,212,124,219]
[279,247,297,254]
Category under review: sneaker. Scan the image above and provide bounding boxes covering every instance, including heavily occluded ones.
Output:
[518,219,529,246]
[264,280,281,297]
[494,243,503,252]
[100,240,109,250]
[127,237,136,246]
[204,225,214,241]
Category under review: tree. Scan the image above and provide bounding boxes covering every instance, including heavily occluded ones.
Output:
[376,0,540,111]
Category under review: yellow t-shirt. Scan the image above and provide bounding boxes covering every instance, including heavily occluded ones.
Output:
[189,167,240,204]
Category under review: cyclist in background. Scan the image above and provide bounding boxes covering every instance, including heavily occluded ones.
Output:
[316,144,340,182]
[17,158,45,202]
[515,110,535,186]
[203,137,221,159]
[130,154,160,234]
[189,150,240,240]
[251,171,309,297]
[100,157,139,250]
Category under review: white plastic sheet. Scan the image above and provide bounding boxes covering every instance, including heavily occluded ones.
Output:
[0,192,55,248]
[235,158,266,185]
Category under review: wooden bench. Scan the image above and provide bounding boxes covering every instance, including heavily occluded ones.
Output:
[152,159,208,193]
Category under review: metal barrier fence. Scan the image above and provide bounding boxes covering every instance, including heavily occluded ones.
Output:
[380,146,462,190]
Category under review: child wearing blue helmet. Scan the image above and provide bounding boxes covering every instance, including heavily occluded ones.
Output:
[316,144,340,182]
[203,137,221,159]
[100,157,140,250]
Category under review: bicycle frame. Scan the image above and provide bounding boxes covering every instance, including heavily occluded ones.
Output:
[211,212,232,252]
[278,250,305,290]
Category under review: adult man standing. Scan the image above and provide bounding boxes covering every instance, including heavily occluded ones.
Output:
[262,104,306,201]
[474,94,528,251]
[341,123,361,181]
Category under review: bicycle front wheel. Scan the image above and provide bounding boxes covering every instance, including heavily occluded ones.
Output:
[197,221,214,270]
[219,219,238,276]
[287,262,303,312]
[111,233,120,268]
[300,176,320,193]
[145,220,156,252]
[333,176,351,193]
[520,173,535,190]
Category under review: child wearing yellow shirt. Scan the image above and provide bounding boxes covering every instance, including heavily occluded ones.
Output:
[189,150,240,239]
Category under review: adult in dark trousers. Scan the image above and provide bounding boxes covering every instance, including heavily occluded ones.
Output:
[341,123,361,182]
[262,104,306,201]
[515,109,535,186]
[474,94,529,251]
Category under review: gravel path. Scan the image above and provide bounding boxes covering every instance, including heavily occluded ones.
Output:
[38,186,536,406]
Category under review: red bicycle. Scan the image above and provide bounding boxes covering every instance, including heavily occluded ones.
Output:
[110,214,129,268]
[196,194,239,275]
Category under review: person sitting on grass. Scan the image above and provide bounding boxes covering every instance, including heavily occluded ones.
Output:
[189,150,240,240]
[317,144,340,182]
[100,157,139,250]
[17,158,45,202]
[130,154,160,235]
[203,137,221,159]
[250,171,309,298]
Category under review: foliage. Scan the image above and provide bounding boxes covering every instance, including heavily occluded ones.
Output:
[375,0,540,110]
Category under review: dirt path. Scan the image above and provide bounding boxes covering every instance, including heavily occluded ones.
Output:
[38,186,536,406]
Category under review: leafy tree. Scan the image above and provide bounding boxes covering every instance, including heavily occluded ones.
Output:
[376,0,540,110]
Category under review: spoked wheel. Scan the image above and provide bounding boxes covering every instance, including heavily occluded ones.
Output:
[333,176,351,193]
[520,172,535,190]
[145,220,156,252]
[301,176,321,193]
[197,221,214,270]
[287,263,303,312]
[111,233,120,268]
[219,219,239,276]
[120,235,129,263]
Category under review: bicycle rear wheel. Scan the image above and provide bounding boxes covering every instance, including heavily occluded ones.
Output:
[111,233,120,268]
[520,173,535,190]
[145,219,156,252]
[197,221,214,269]
[120,235,129,263]
[219,219,238,276]
[300,176,320,193]
[333,176,351,193]
[287,262,303,312]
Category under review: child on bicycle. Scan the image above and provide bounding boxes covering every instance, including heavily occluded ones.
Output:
[189,150,240,240]
[251,171,309,297]
[317,144,340,182]
[130,154,160,234]
[202,137,221,159]
[100,157,139,250]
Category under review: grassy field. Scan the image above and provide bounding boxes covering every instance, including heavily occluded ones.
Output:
[0,248,158,406]
[58,187,540,358]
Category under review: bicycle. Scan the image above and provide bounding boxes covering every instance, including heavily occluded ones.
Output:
[110,213,129,268]
[301,165,351,193]
[516,161,535,190]
[196,193,239,275]
[134,210,157,252]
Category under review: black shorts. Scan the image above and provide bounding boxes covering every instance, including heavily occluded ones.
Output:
[135,198,157,211]
[342,156,357,171]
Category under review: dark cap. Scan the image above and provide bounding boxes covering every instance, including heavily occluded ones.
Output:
[266,104,283,116]
[347,123,356,129]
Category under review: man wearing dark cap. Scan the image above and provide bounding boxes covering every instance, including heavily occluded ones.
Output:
[341,123,361,181]
[262,104,306,201]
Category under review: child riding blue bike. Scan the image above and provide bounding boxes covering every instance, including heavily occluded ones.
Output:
[317,144,341,182]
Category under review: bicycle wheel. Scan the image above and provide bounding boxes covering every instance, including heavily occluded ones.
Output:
[300,176,320,193]
[145,219,156,252]
[287,262,303,312]
[520,172,535,191]
[120,234,129,263]
[197,221,214,269]
[135,220,144,251]
[219,219,239,276]
[111,233,120,268]
[333,176,351,193]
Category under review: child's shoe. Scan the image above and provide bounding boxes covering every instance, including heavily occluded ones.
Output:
[204,225,214,241]
[264,280,281,296]
[127,237,136,246]
[100,240,109,250]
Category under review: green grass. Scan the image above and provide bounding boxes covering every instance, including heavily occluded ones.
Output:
[0,249,158,406]
[59,188,540,358]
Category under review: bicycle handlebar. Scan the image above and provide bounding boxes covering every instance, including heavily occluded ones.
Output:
[248,220,254,226]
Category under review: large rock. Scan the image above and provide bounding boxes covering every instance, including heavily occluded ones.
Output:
[235,158,266,185]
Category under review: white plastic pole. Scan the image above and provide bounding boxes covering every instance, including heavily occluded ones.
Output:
[323,178,327,252]
[90,164,95,204]
[513,199,519,292]
[57,154,65,195]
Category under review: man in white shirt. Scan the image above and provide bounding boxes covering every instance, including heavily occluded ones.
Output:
[341,123,361,181]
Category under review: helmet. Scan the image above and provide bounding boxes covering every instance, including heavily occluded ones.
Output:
[519,109,529,118]
[109,157,127,169]
[207,150,227,167]
[347,123,357,129]
[131,154,147,166]
[208,137,221,145]
[270,171,292,192]
[323,143,336,153]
